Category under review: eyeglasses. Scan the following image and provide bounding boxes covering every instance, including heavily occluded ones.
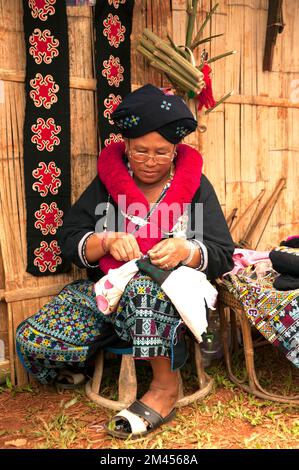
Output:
[127,141,176,165]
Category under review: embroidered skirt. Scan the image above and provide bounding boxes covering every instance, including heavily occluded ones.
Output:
[16,274,186,384]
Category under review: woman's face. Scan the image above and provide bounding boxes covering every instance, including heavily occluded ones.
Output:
[125,132,176,185]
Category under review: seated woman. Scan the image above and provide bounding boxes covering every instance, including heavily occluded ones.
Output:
[16,84,234,439]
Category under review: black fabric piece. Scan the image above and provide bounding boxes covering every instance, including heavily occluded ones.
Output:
[280,237,299,248]
[273,274,299,291]
[23,1,71,275]
[112,84,198,144]
[269,249,299,277]
[136,256,172,284]
[270,243,299,290]
[171,322,189,371]
[95,0,135,147]
[56,174,234,282]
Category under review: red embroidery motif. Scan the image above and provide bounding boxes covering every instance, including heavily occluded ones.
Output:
[32,161,61,197]
[34,202,63,235]
[31,117,61,152]
[103,94,122,124]
[29,0,56,21]
[30,73,59,109]
[103,14,125,48]
[108,0,126,8]
[34,240,62,273]
[29,29,59,65]
[102,55,124,87]
[104,133,123,146]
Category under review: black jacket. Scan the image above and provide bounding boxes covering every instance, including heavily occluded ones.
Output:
[57,174,234,282]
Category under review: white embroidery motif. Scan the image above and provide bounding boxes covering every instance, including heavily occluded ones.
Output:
[170,212,189,238]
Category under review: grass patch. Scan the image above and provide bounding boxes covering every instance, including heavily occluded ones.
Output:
[0,376,36,396]
[32,413,86,449]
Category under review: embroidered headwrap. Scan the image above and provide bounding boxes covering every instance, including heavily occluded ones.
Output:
[111,84,197,143]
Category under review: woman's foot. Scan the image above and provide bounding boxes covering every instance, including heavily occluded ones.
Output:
[105,383,179,439]
[105,357,179,438]
[139,377,179,418]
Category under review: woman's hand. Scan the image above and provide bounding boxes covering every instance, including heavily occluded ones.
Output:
[148,238,190,270]
[106,232,142,262]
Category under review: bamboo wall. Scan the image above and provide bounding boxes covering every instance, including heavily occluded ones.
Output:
[170,0,299,250]
[0,0,298,384]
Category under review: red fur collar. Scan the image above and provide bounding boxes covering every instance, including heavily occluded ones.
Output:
[97,142,203,273]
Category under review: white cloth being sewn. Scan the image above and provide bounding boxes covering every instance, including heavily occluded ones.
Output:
[161,266,218,342]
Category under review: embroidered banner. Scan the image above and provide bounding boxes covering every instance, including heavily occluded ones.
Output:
[95,0,135,147]
[23,0,71,276]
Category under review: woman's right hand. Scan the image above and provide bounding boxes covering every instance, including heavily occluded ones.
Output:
[105,232,142,262]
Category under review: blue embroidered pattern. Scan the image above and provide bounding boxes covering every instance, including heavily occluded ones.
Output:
[117,114,140,129]
[161,100,172,110]
[176,126,190,138]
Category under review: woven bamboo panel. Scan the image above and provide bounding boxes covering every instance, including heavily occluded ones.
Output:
[187,0,299,248]
[0,1,96,384]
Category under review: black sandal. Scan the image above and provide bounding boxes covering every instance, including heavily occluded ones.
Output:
[104,400,176,439]
[54,370,87,390]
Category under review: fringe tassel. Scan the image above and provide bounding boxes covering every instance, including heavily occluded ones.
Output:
[196,64,216,111]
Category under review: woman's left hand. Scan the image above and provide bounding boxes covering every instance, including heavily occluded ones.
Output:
[148,238,190,270]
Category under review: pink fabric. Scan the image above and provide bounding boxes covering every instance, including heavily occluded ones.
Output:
[223,248,270,276]
[286,235,299,241]
[97,142,203,274]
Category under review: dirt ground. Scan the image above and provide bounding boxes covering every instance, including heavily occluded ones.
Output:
[0,345,298,450]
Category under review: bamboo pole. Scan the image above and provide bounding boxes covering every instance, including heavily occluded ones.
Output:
[137,45,201,94]
[206,50,237,65]
[2,68,299,110]
[2,283,69,303]
[191,33,224,51]
[139,36,203,88]
[186,0,199,48]
[191,3,219,49]
[142,29,204,81]
[239,178,286,249]
[167,34,189,60]
[2,68,299,111]
[7,305,15,385]
[230,189,266,237]
[0,69,96,91]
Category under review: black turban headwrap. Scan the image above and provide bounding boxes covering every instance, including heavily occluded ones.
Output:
[111,84,198,144]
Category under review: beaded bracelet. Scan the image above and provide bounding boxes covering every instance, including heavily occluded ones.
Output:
[81,232,99,268]
[181,240,196,265]
[81,232,111,268]
[190,239,207,271]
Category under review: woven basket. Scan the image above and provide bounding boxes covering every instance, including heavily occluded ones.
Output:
[217,285,243,311]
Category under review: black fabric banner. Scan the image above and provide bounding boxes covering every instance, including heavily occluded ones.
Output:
[95,0,135,147]
[23,0,71,276]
